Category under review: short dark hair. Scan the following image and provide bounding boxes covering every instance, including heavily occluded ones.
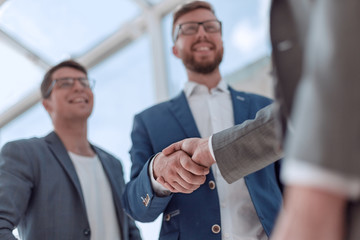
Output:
[172,1,216,38]
[41,60,87,99]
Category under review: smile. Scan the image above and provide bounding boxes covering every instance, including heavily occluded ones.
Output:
[69,97,89,104]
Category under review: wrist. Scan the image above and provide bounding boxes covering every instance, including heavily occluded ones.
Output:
[152,152,161,179]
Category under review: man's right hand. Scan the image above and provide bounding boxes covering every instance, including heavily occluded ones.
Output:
[162,137,216,168]
[153,151,209,194]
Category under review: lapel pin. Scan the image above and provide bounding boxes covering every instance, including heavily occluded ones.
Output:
[236,96,245,101]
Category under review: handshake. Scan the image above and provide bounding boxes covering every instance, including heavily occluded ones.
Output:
[153,137,216,194]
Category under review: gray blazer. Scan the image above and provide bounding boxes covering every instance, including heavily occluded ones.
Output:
[0,131,141,240]
[213,0,360,239]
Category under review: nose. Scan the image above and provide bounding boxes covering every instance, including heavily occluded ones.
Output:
[196,24,208,39]
[72,79,85,91]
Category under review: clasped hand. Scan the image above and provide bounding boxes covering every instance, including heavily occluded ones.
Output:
[153,138,216,193]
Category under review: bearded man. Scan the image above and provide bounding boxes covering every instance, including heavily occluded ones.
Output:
[122,1,282,240]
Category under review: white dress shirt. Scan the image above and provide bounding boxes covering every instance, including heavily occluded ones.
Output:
[281,158,360,200]
[150,80,267,240]
[69,152,121,240]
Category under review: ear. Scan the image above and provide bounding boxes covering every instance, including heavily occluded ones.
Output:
[42,99,52,113]
[172,45,181,59]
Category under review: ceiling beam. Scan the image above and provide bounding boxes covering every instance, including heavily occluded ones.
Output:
[0,29,51,70]
[76,15,147,69]
[0,90,42,129]
[0,29,51,128]
[76,0,186,69]
[133,0,152,10]
[0,0,8,7]
[0,0,187,129]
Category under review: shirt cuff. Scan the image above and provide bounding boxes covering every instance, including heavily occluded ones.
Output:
[281,159,360,200]
[148,153,171,197]
[208,135,216,162]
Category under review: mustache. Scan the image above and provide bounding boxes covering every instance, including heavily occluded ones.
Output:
[191,39,215,50]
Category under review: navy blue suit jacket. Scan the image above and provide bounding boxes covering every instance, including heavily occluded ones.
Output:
[122,87,282,240]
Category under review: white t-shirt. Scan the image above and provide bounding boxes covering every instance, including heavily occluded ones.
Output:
[69,152,121,240]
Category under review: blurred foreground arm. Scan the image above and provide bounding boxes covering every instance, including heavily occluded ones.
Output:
[271,185,346,240]
[212,104,283,183]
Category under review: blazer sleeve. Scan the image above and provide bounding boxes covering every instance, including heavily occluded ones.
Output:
[212,104,283,183]
[0,141,35,240]
[122,113,172,222]
[284,0,360,178]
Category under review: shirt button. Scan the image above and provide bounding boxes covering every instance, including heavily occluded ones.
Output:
[208,180,216,190]
[83,228,91,237]
[212,224,221,234]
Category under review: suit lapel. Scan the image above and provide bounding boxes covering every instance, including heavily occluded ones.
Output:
[94,148,125,237]
[45,132,85,205]
[229,87,251,125]
[169,91,201,138]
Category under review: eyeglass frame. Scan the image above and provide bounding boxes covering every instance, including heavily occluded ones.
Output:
[173,19,222,42]
[44,77,95,98]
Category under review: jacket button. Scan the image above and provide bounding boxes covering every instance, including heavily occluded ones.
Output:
[165,214,171,221]
[212,224,221,234]
[209,180,216,190]
[83,228,91,237]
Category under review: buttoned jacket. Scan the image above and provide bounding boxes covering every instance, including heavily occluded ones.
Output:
[122,87,282,240]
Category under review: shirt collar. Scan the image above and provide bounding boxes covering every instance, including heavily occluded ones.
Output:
[184,79,229,98]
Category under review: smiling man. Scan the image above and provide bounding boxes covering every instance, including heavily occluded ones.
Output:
[0,60,141,240]
[122,1,282,239]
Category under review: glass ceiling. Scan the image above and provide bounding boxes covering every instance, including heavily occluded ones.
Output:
[0,40,43,114]
[0,0,140,63]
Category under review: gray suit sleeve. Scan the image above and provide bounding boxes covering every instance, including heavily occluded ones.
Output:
[285,0,360,178]
[212,104,283,183]
[0,142,34,240]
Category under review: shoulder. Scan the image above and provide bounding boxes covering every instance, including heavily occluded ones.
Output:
[138,101,170,117]
[1,137,45,154]
[134,92,184,120]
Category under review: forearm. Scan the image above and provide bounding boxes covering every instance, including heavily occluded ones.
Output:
[122,160,172,222]
[213,104,283,183]
[271,185,346,240]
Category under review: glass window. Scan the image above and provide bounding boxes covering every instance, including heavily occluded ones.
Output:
[0,103,52,146]
[0,39,44,115]
[0,0,140,63]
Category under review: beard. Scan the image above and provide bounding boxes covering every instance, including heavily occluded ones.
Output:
[182,45,223,74]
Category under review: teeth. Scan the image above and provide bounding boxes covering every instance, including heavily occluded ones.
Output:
[71,97,86,103]
[197,47,210,51]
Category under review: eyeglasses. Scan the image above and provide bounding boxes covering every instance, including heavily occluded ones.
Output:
[173,19,222,41]
[44,77,95,98]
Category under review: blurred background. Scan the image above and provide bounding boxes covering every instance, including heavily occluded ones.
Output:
[0,0,273,239]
